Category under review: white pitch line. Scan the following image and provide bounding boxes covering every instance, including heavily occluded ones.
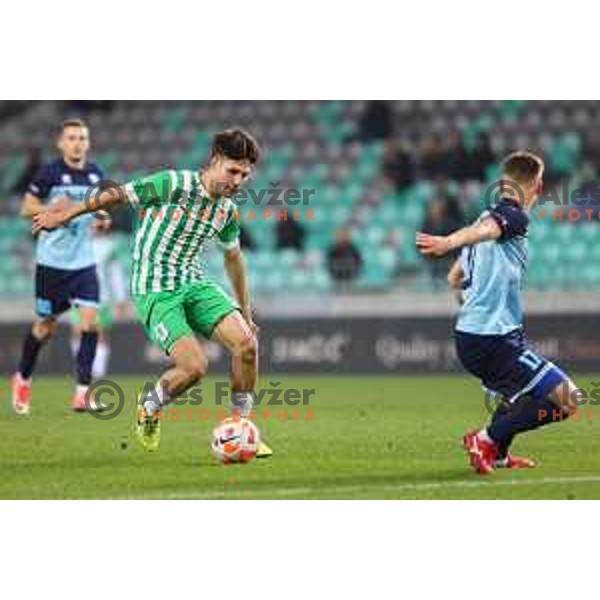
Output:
[110,474,600,500]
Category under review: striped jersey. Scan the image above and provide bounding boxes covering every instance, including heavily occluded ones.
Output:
[124,169,240,295]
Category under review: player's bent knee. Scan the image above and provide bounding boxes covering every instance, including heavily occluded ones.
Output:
[174,345,208,384]
[171,337,206,367]
[79,323,99,334]
[547,377,579,413]
[186,355,208,384]
[33,319,57,342]
[78,309,100,333]
[239,335,257,363]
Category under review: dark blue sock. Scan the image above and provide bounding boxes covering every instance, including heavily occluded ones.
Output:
[488,395,567,451]
[489,402,515,458]
[18,330,45,379]
[76,331,98,385]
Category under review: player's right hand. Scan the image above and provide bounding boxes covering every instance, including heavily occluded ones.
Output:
[32,209,68,234]
[416,232,452,257]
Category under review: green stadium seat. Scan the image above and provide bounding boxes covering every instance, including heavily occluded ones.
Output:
[527,261,552,289]
[95,151,119,172]
[162,107,188,134]
[485,163,501,182]
[462,114,494,149]
[0,155,26,192]
[549,133,581,178]
[576,223,600,242]
[499,100,527,121]
[366,226,386,246]
[539,243,562,262]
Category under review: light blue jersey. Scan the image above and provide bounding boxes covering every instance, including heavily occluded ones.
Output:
[455,198,529,336]
[29,159,104,270]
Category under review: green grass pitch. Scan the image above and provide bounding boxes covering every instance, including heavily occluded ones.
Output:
[2,374,600,499]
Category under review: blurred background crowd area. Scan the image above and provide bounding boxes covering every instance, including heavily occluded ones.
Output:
[0,100,599,308]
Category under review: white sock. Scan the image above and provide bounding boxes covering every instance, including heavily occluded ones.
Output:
[70,338,79,359]
[76,384,89,396]
[231,391,254,418]
[17,372,32,386]
[92,341,110,378]
[143,383,166,416]
[478,428,493,444]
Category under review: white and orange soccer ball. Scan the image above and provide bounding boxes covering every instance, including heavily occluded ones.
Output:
[211,417,260,464]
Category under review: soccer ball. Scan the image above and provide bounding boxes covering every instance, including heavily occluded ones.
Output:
[211,417,260,464]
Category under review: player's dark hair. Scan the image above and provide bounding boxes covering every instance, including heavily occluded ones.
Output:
[60,118,88,132]
[210,129,260,164]
[501,151,544,184]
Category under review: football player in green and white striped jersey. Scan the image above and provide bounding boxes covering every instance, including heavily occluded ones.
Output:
[33,129,272,457]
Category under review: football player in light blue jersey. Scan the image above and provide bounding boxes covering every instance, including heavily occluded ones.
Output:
[417,151,581,475]
[12,119,109,415]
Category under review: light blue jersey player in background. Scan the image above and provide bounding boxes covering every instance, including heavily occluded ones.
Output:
[12,119,110,415]
[417,151,581,475]
[70,225,131,379]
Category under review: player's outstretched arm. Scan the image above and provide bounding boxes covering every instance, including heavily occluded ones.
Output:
[416,217,502,257]
[31,185,126,233]
[223,246,257,334]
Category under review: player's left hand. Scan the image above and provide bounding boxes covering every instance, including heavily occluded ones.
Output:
[415,232,452,257]
[32,209,68,234]
[242,309,259,336]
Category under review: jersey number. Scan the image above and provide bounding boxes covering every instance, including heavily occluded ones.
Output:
[518,350,543,371]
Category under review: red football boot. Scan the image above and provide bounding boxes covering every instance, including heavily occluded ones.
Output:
[12,373,32,416]
[462,430,498,475]
[71,390,87,412]
[496,453,536,470]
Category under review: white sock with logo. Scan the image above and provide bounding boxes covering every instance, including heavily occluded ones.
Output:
[231,391,254,418]
[143,383,166,416]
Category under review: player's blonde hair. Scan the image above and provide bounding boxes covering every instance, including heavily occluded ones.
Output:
[60,118,88,133]
[501,151,544,184]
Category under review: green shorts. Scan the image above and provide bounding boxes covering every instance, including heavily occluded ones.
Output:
[133,279,239,353]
